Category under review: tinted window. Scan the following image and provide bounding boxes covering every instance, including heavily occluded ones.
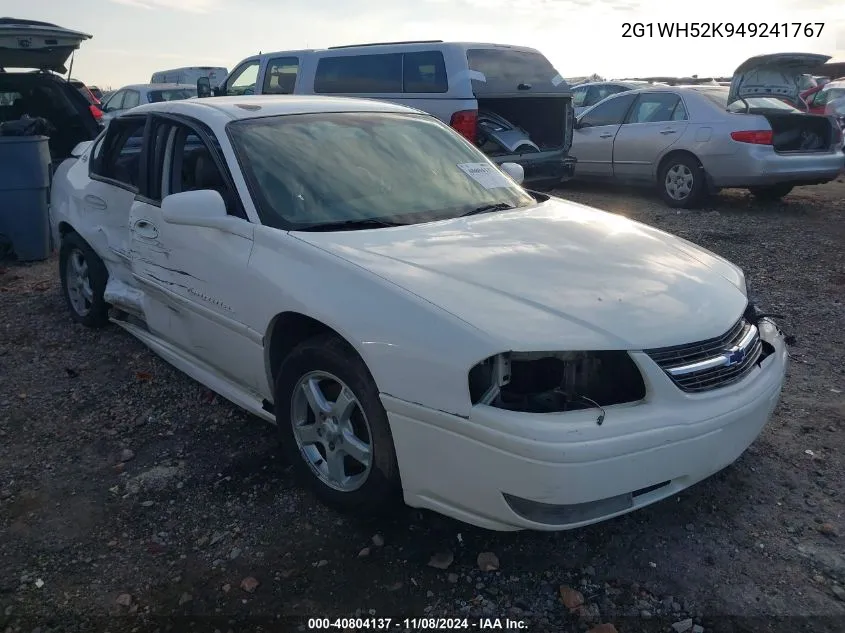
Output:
[104,91,125,112]
[91,118,146,188]
[403,51,447,93]
[314,54,402,93]
[148,88,197,103]
[225,61,260,96]
[466,48,564,93]
[579,93,636,127]
[626,93,684,123]
[263,57,300,95]
[571,86,587,107]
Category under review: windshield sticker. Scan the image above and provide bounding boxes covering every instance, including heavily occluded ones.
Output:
[457,163,513,189]
[551,74,564,86]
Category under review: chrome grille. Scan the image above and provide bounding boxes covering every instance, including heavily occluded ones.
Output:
[645,318,763,393]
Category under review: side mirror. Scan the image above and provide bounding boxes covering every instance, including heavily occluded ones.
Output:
[71,140,93,158]
[500,162,524,185]
[162,190,227,228]
[197,77,212,98]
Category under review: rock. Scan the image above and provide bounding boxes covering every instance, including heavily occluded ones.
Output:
[832,585,845,601]
[641,610,652,618]
[229,547,241,560]
[222,583,231,593]
[126,465,182,494]
[560,585,584,610]
[372,534,385,547]
[358,547,371,558]
[140,500,154,507]
[178,592,192,605]
[428,551,454,570]
[386,581,403,591]
[448,573,459,584]
[115,593,133,607]
[240,576,259,593]
[0,489,11,500]
[426,590,434,598]
[818,523,838,537]
[209,531,225,545]
[120,448,135,463]
[587,625,618,633]
[692,626,704,633]
[477,552,499,572]
[583,565,595,576]
[672,618,694,633]
[685,523,695,532]
[316,559,328,567]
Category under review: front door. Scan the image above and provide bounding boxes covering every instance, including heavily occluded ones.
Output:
[571,93,636,177]
[128,116,266,393]
[612,92,689,181]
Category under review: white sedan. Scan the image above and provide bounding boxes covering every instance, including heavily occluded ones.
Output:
[49,95,788,531]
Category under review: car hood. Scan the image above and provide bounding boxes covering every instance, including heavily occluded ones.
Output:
[0,18,92,73]
[292,198,748,351]
[728,53,830,107]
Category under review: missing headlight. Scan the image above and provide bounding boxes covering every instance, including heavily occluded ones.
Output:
[468,351,646,414]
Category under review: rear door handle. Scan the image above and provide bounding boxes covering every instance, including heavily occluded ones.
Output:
[659,129,677,135]
[599,133,614,138]
[84,194,107,210]
[133,219,159,240]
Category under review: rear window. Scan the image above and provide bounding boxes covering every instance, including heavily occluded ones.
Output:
[697,87,800,112]
[148,88,197,103]
[314,51,448,94]
[466,48,565,94]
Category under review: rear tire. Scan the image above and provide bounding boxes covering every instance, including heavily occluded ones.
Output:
[59,232,110,328]
[274,334,401,514]
[749,184,794,201]
[658,154,708,209]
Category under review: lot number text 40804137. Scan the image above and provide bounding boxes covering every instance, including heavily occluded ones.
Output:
[622,22,825,38]
[307,617,529,630]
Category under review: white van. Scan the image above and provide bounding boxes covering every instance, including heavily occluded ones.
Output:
[208,41,575,187]
[151,66,227,88]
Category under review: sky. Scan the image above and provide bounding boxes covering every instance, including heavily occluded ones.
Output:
[3,0,845,89]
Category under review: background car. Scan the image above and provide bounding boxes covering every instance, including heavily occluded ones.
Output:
[0,18,101,163]
[802,79,845,114]
[99,83,198,121]
[571,81,645,116]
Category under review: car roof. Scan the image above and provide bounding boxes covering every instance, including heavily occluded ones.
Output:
[244,41,544,60]
[123,94,421,121]
[119,83,197,91]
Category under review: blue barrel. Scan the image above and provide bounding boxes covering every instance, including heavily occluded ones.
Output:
[0,135,52,262]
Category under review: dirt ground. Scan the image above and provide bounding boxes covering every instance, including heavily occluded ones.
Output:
[1,180,844,633]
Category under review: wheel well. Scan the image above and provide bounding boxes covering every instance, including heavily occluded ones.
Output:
[58,222,75,237]
[657,149,702,179]
[266,312,347,388]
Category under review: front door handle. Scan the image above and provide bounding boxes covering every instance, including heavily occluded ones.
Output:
[84,194,107,210]
[599,133,614,138]
[133,219,159,240]
[659,129,677,135]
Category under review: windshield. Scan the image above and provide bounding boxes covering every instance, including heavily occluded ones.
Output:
[149,88,196,103]
[697,87,800,112]
[228,112,535,230]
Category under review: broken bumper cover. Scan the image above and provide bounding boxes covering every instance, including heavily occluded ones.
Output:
[384,320,787,531]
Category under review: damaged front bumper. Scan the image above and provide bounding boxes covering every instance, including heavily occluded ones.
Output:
[384,319,788,531]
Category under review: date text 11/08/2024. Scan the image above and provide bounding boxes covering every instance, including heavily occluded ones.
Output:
[307,617,528,630]
[622,22,825,38]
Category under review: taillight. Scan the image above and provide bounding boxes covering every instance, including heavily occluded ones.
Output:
[730,130,773,145]
[89,104,103,120]
[450,110,478,144]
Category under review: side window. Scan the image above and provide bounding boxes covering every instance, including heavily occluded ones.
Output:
[403,51,448,93]
[314,54,402,93]
[224,61,260,96]
[625,93,683,124]
[579,93,636,127]
[159,120,245,218]
[671,99,688,121]
[103,90,125,112]
[571,86,587,107]
[90,117,146,189]
[123,90,140,110]
[262,57,299,94]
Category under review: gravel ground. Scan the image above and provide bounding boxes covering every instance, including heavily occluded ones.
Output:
[1,180,844,633]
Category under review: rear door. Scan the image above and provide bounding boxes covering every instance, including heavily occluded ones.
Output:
[612,92,689,181]
[571,92,636,177]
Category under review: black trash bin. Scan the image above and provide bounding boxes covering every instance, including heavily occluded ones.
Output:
[0,134,52,261]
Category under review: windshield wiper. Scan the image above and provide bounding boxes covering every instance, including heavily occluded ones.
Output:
[460,202,517,217]
[293,217,404,232]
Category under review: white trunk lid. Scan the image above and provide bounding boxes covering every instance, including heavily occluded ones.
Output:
[0,18,92,73]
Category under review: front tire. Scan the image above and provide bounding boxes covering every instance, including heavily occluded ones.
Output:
[59,232,110,328]
[274,334,401,513]
[749,184,794,201]
[658,154,708,208]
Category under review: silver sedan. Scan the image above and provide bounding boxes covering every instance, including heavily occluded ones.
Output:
[568,85,844,208]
